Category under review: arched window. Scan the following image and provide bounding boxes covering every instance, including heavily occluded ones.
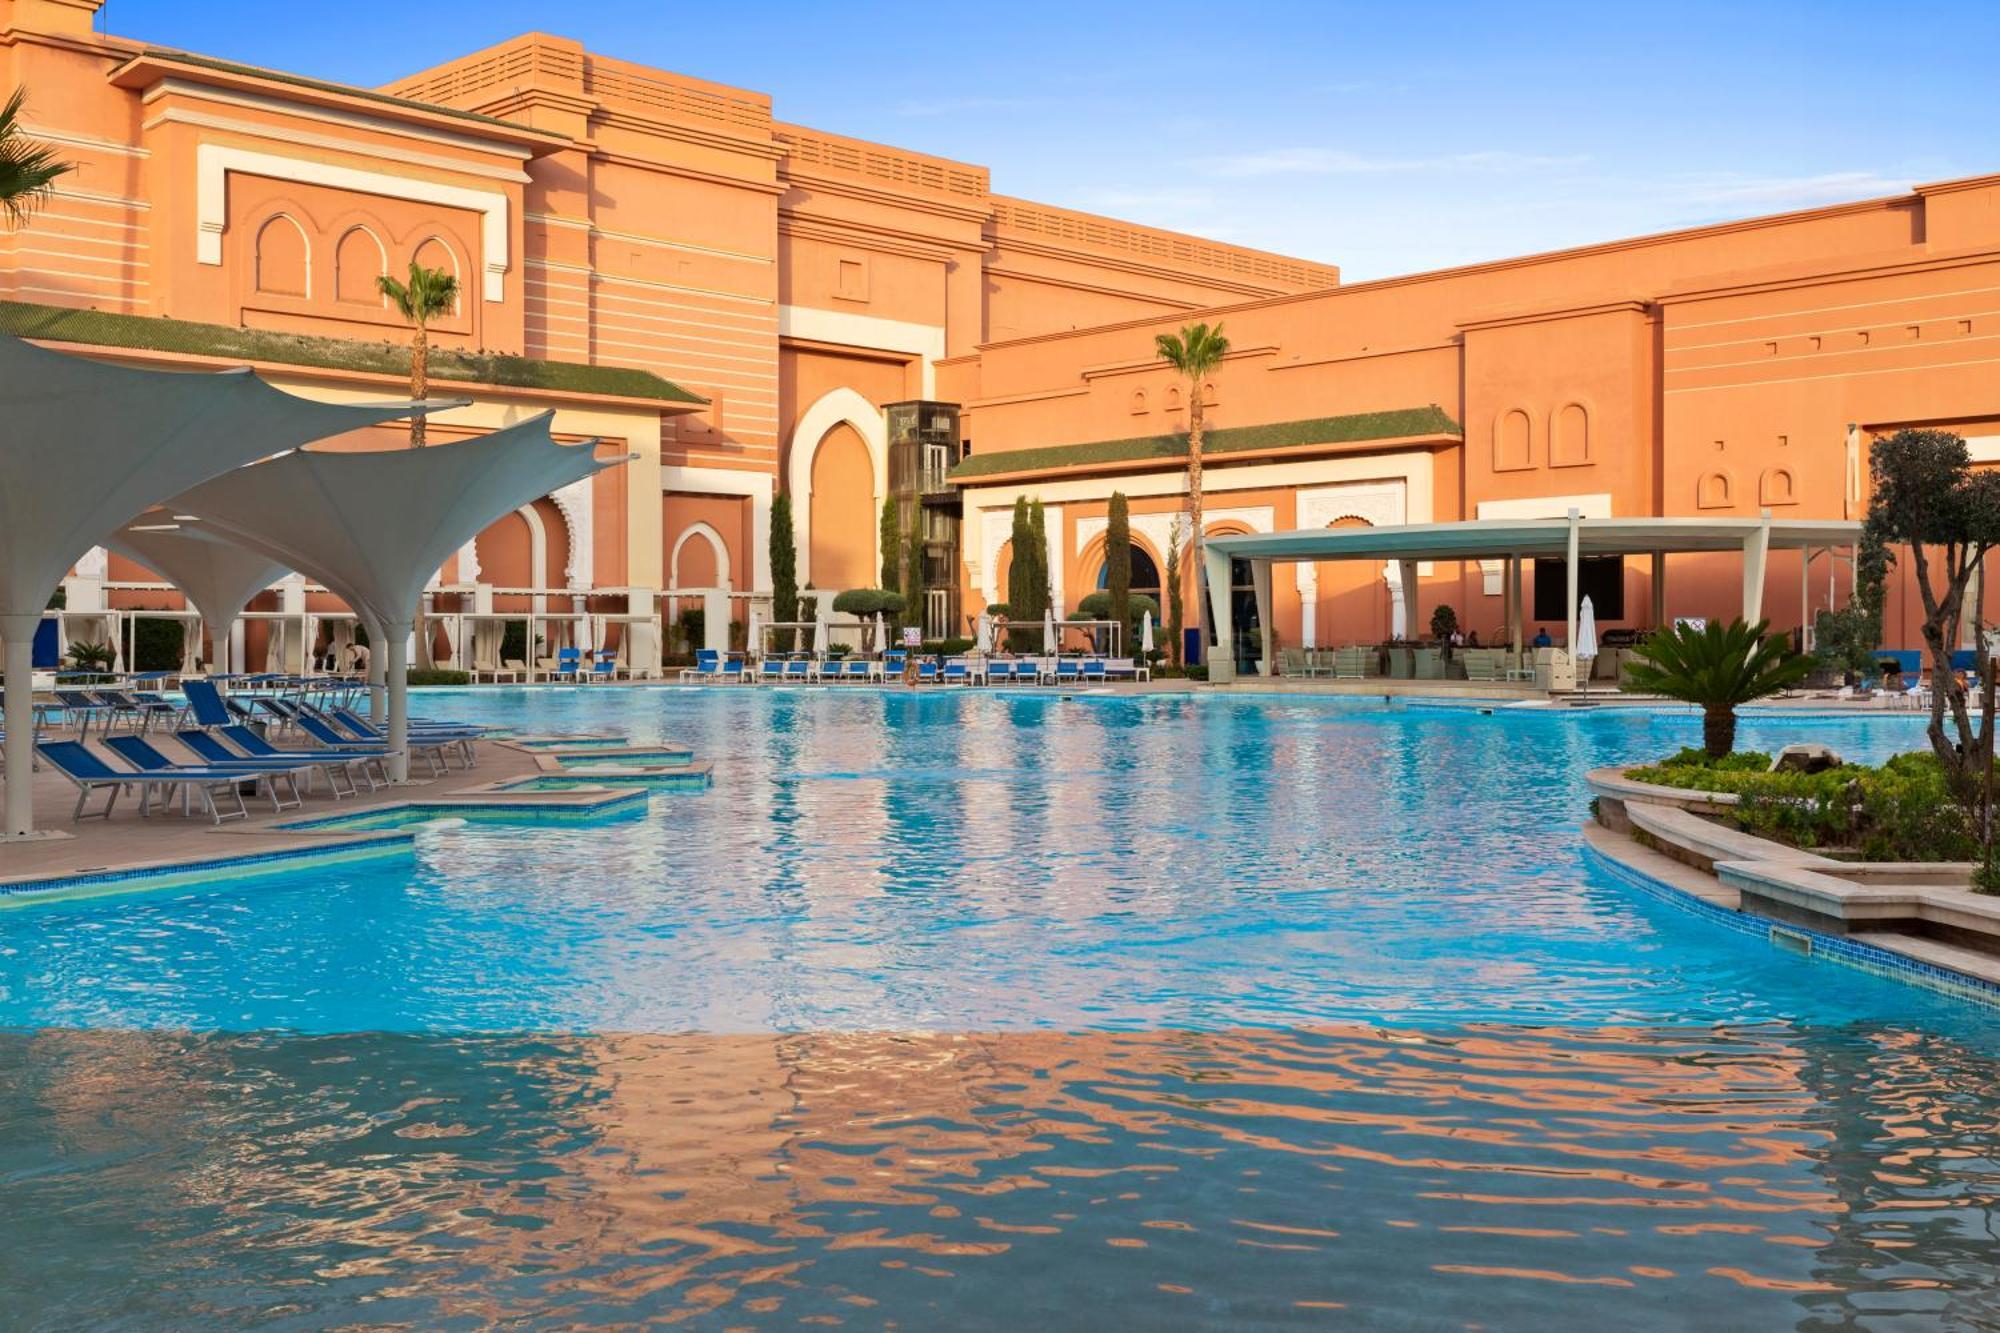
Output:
[1551,402,1590,467]
[1697,470,1734,510]
[1130,388,1149,415]
[1096,543,1163,602]
[1493,408,1532,471]
[254,214,310,297]
[410,236,462,314]
[1760,467,1798,506]
[334,225,386,305]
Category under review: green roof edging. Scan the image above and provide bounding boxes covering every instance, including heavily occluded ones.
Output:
[0,302,706,406]
[949,405,1462,482]
[133,50,554,138]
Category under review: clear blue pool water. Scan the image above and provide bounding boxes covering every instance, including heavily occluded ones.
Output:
[4,690,1998,1328]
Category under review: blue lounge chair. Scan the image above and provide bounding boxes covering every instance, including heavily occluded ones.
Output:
[179,678,236,730]
[683,649,720,682]
[321,707,469,772]
[52,690,116,737]
[1055,658,1083,683]
[290,712,429,776]
[758,659,783,682]
[917,659,939,683]
[102,734,304,813]
[97,689,177,733]
[988,660,1016,684]
[1082,659,1108,682]
[553,647,584,682]
[177,729,353,799]
[840,658,871,681]
[36,740,254,824]
[943,659,970,685]
[220,723,385,793]
[883,651,907,678]
[782,659,810,682]
[590,651,618,682]
[722,654,747,681]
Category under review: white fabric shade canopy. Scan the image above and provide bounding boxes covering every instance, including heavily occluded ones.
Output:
[108,519,291,675]
[170,411,617,779]
[0,333,440,837]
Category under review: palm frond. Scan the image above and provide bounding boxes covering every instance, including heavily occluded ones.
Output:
[0,89,75,228]
[375,260,458,325]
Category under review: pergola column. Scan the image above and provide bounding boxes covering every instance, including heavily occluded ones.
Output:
[1397,560,1419,640]
[1252,559,1274,675]
[1742,509,1772,624]
[1508,555,1523,655]
[1564,509,1581,652]
[1651,551,1666,629]
[1203,543,1234,683]
[2,614,37,839]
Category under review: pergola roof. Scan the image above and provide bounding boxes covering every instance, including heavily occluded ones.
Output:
[0,332,434,619]
[1207,515,1862,563]
[170,411,616,633]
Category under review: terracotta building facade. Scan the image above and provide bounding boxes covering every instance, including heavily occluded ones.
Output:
[4,0,1996,670]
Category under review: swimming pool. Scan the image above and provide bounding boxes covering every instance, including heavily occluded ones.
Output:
[4,690,1996,1328]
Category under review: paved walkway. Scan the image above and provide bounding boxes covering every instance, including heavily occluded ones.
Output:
[1,735,541,884]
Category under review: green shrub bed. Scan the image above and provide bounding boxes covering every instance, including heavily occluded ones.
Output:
[1627,747,1974,861]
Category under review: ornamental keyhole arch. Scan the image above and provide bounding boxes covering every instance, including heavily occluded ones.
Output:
[788,387,888,587]
[670,521,733,591]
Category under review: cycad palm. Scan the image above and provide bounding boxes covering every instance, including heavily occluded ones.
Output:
[1621,617,1812,757]
[376,261,459,445]
[1154,321,1230,643]
[0,89,73,228]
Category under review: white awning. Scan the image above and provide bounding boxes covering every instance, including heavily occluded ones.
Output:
[1206,515,1860,564]
[108,519,289,652]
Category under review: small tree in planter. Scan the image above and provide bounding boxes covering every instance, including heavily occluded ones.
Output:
[832,588,906,651]
[1621,617,1813,757]
[1429,604,1461,656]
[1165,524,1185,670]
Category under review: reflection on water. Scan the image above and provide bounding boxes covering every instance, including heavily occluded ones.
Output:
[6,1022,2000,1330]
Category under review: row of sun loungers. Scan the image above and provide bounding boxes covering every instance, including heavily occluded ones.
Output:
[26,677,491,824]
[680,650,1152,686]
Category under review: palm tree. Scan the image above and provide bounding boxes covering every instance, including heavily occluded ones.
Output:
[1155,321,1229,643]
[0,89,74,228]
[376,261,459,445]
[1621,617,1813,757]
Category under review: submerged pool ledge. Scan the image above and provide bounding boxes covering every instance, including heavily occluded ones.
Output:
[1584,820,2000,1010]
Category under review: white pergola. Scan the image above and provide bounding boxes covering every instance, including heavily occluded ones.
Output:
[1201,510,1862,684]
[0,333,441,838]
[171,412,618,780]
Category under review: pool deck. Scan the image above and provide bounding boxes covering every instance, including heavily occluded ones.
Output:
[0,735,664,896]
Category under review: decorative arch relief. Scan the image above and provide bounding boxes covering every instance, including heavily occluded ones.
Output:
[1697,469,1735,510]
[1759,466,1798,506]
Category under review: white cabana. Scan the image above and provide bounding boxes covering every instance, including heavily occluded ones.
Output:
[0,333,439,837]
[108,519,289,676]
[173,412,618,780]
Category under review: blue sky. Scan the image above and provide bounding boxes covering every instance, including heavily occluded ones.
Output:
[97,0,1999,279]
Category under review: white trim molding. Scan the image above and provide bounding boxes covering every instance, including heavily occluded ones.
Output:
[550,478,595,589]
[778,304,946,397]
[195,144,511,300]
[786,388,887,587]
[1473,491,1613,594]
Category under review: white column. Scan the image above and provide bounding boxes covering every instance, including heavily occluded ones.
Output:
[2,614,39,838]
[385,626,410,784]
[1509,556,1524,655]
[1565,509,1581,651]
[1397,559,1419,640]
[1297,565,1318,649]
[1743,509,1772,625]
[1203,543,1234,683]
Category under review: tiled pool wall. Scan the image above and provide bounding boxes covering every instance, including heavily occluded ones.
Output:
[1585,843,2000,1009]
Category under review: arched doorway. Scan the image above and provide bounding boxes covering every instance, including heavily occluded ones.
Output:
[808,422,875,590]
[1095,542,1163,604]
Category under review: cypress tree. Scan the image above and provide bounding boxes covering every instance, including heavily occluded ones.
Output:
[1027,500,1051,619]
[770,492,797,649]
[1165,523,1184,669]
[1006,496,1034,620]
[879,497,901,592]
[1106,492,1131,651]
[900,512,923,635]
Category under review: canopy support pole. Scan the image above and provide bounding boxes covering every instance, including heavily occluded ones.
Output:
[364,616,387,724]
[385,626,410,784]
[1252,559,1274,676]
[2,614,39,839]
[1651,552,1667,630]
[1509,556,1523,656]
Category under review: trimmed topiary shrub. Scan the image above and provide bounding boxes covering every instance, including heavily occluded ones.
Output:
[406,669,471,686]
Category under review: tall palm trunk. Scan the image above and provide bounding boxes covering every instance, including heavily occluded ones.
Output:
[409,320,429,447]
[1187,387,1208,647]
